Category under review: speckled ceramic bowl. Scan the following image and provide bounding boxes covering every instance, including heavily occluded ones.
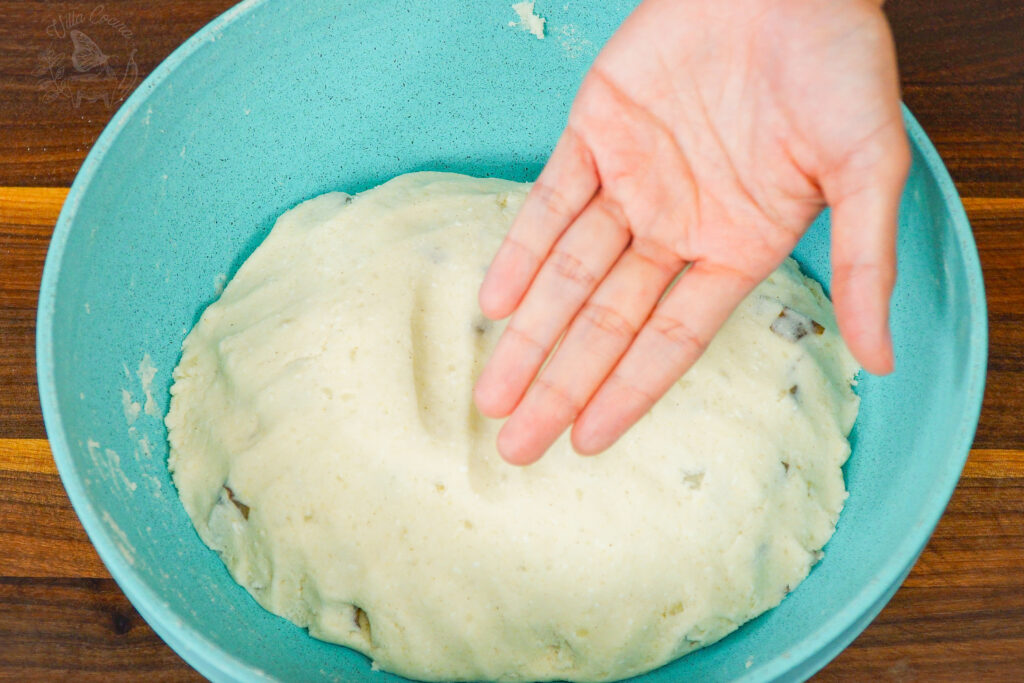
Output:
[37,1,986,681]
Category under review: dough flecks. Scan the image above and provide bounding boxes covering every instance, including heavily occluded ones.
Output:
[166,172,860,682]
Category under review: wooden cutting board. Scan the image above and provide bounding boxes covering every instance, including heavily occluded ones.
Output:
[1,1,1021,680]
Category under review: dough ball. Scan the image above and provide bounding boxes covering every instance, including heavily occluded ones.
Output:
[166,172,859,682]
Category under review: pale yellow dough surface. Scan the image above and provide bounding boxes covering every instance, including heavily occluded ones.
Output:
[166,172,860,682]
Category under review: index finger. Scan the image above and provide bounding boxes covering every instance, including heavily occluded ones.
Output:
[478,127,599,320]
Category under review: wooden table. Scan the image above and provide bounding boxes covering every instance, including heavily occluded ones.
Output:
[1,1,1021,680]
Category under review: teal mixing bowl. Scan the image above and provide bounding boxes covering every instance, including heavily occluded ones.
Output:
[37,1,986,681]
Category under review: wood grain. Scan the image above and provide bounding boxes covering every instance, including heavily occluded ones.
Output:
[821,447,1024,681]
[965,198,1024,451]
[0,0,1019,192]
[0,578,203,681]
[0,438,57,474]
[0,0,238,187]
[0,440,1020,679]
[0,0,1021,680]
[0,188,65,440]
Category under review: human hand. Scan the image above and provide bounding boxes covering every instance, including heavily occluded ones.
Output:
[475,0,910,465]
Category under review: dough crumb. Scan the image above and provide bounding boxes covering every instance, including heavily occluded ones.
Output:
[511,1,546,39]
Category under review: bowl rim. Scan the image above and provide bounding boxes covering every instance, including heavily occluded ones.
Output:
[35,1,988,680]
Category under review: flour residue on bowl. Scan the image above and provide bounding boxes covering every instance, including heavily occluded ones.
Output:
[121,353,161,423]
[101,509,137,566]
[109,353,167,498]
[86,438,137,495]
[555,23,593,58]
[138,353,160,417]
[129,426,164,497]
[121,388,142,424]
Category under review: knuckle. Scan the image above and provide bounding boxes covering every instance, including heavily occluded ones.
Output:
[503,236,542,269]
[534,378,584,418]
[702,261,759,289]
[531,181,577,222]
[606,371,659,406]
[546,250,598,290]
[862,131,912,182]
[579,303,637,340]
[504,324,548,356]
[595,194,629,230]
[629,236,683,276]
[834,259,881,281]
[648,314,706,359]
[835,260,895,294]
[893,139,913,178]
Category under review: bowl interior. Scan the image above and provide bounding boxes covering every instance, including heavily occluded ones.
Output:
[38,1,986,681]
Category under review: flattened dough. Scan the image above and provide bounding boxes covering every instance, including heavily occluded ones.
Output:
[166,172,859,682]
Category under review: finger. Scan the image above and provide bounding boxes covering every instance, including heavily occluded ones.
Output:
[474,193,631,418]
[496,245,682,465]
[479,127,599,320]
[825,123,911,375]
[572,262,758,455]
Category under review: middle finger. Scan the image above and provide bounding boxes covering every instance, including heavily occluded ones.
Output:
[496,243,683,464]
[474,192,631,418]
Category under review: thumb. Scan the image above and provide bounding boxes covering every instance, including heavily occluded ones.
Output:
[824,123,911,375]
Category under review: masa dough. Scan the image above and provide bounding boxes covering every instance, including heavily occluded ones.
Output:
[166,172,859,682]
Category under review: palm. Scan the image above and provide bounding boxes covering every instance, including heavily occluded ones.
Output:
[476,0,910,464]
